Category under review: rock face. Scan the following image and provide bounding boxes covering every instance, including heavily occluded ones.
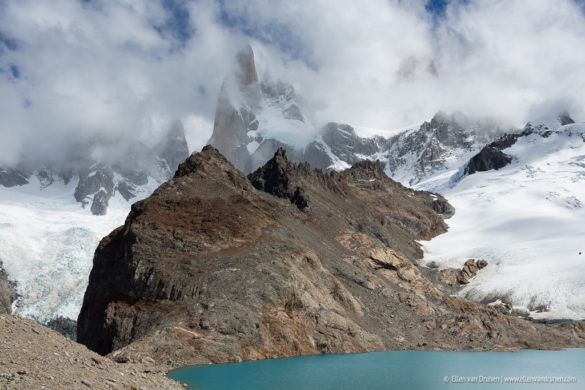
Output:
[464,146,512,175]
[0,260,17,314]
[46,316,77,341]
[299,123,387,170]
[157,122,191,177]
[0,167,30,187]
[78,147,585,367]
[383,112,502,185]
[248,147,311,210]
[208,45,313,173]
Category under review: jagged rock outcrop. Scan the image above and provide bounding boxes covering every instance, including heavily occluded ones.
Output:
[439,259,489,286]
[0,260,16,314]
[299,123,387,170]
[78,147,585,367]
[464,146,512,175]
[559,112,575,126]
[248,147,312,210]
[384,112,501,184]
[74,164,115,211]
[0,167,30,187]
[458,259,488,284]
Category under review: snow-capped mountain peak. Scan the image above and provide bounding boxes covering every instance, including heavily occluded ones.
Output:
[209,45,315,173]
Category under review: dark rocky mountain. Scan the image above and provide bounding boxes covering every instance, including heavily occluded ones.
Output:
[464,147,512,175]
[77,146,585,367]
[0,260,17,314]
[0,125,190,215]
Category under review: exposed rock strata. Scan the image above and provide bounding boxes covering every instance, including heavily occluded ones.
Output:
[78,147,585,368]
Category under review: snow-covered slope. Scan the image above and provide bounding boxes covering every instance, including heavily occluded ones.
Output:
[420,121,585,320]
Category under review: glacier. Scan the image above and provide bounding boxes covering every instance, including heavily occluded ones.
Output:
[419,122,585,320]
[0,175,158,321]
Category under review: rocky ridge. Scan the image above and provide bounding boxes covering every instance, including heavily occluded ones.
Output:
[77,146,585,369]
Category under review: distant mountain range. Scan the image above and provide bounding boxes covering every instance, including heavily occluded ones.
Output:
[208,46,507,186]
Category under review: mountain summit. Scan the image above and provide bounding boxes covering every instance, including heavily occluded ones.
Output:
[77,146,585,366]
[208,46,313,173]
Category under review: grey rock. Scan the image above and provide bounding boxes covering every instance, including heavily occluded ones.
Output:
[464,146,512,175]
[74,165,114,206]
[35,169,55,189]
[0,260,17,314]
[156,121,190,176]
[559,112,575,126]
[46,316,77,340]
[115,181,137,201]
[0,167,30,187]
[90,189,109,216]
[248,147,311,210]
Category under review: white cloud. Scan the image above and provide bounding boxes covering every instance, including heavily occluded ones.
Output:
[1,0,584,166]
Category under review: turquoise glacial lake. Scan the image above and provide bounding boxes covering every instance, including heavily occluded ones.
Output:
[169,349,585,390]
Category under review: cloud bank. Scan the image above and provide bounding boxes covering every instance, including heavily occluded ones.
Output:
[1,0,584,166]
